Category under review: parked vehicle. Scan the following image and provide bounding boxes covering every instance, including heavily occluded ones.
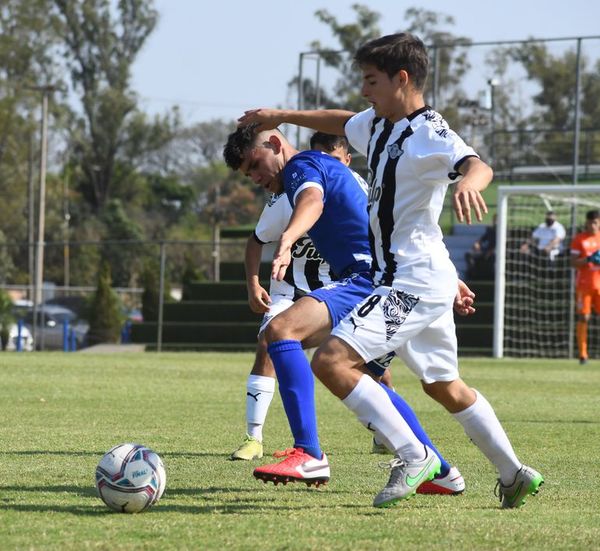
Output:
[23,305,89,350]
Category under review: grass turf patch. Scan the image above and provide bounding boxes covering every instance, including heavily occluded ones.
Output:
[0,353,599,550]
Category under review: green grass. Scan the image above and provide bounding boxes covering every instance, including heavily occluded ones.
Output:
[1,353,599,550]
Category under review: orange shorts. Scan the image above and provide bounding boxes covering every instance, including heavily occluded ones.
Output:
[576,287,600,315]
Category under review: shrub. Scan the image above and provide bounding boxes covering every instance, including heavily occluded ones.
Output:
[87,261,123,345]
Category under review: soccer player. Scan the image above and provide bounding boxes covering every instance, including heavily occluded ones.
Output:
[570,209,600,364]
[238,32,543,509]
[223,125,468,495]
[230,133,358,461]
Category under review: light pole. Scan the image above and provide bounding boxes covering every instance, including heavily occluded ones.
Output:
[487,79,499,167]
[27,84,57,348]
[63,166,71,293]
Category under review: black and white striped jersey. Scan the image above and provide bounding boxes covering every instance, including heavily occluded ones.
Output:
[345,106,478,299]
[253,193,333,297]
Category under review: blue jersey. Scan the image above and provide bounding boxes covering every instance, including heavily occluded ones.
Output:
[283,150,372,278]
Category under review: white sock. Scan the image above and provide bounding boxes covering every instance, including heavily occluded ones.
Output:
[245,374,275,442]
[342,374,424,461]
[452,389,521,484]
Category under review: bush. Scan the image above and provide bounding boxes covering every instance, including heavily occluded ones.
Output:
[0,289,15,350]
[141,260,172,321]
[87,262,123,345]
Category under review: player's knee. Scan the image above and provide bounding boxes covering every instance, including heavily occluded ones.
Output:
[263,318,283,344]
[422,379,474,412]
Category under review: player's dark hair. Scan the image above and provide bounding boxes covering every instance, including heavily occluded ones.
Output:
[223,123,259,170]
[354,33,429,90]
[586,209,600,221]
[309,132,349,153]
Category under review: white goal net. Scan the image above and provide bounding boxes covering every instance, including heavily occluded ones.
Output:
[494,184,600,358]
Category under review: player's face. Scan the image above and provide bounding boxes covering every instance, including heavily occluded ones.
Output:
[585,217,600,234]
[239,145,283,194]
[313,144,351,166]
[360,64,405,122]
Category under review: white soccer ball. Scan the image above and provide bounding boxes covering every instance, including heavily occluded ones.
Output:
[95,443,166,513]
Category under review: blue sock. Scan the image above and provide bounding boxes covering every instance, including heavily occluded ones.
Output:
[268,340,322,459]
[379,383,450,477]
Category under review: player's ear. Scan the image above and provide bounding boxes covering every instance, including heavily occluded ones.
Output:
[393,69,409,88]
[267,134,282,153]
[346,153,352,165]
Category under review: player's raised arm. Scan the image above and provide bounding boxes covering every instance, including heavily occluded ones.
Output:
[272,188,324,281]
[238,108,355,136]
[453,157,492,224]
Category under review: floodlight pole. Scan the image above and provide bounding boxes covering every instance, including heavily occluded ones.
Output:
[296,52,304,148]
[571,37,582,187]
[27,85,56,348]
[487,79,499,167]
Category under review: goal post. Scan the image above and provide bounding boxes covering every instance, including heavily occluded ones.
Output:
[493,184,600,358]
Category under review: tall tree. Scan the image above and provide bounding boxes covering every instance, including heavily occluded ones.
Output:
[509,41,600,165]
[53,0,158,211]
[292,4,471,117]
[0,0,60,247]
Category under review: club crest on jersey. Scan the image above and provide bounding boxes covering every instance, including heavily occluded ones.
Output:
[292,236,323,261]
[382,289,419,341]
[387,143,403,159]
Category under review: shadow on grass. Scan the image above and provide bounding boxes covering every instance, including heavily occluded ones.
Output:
[0,450,103,457]
[508,419,599,424]
[0,450,228,458]
[0,484,493,515]
[0,503,113,515]
[0,484,97,497]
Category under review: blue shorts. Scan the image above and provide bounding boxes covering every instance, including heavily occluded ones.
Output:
[308,272,373,328]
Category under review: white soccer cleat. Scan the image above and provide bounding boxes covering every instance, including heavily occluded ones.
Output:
[417,465,465,495]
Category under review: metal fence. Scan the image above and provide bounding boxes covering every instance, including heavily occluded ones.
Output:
[296,35,600,181]
[0,238,248,352]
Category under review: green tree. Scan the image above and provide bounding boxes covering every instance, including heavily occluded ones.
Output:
[52,0,159,211]
[0,230,16,283]
[0,0,61,269]
[293,4,471,119]
[0,288,15,350]
[100,198,144,287]
[508,41,600,166]
[140,259,171,322]
[87,260,123,345]
[296,4,382,112]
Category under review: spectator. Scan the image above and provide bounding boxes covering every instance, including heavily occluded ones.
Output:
[520,210,566,261]
[465,214,496,279]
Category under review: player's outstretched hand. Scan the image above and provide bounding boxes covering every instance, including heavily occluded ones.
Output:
[586,250,600,265]
[453,182,488,225]
[272,240,292,282]
[454,279,476,316]
[238,108,285,131]
[248,285,271,314]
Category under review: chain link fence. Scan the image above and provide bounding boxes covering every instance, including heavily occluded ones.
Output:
[0,238,248,352]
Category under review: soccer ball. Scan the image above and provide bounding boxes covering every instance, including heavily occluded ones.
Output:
[95,443,166,513]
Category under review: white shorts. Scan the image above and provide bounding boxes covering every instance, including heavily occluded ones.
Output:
[258,294,295,336]
[332,285,458,384]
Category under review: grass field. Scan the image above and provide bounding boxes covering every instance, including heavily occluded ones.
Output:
[1,353,599,550]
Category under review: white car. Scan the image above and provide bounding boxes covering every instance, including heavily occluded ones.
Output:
[6,323,34,352]
[23,305,89,350]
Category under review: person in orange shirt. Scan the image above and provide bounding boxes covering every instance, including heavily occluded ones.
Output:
[570,209,600,364]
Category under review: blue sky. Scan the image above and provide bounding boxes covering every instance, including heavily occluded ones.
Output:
[131,0,600,124]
